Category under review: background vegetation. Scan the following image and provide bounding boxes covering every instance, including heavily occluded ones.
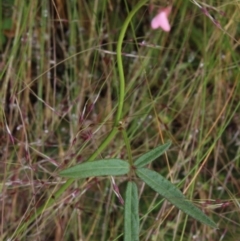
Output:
[0,0,240,240]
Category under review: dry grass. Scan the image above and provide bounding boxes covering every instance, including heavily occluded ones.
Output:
[0,0,240,240]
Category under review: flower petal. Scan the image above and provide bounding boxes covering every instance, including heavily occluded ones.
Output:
[151,6,172,32]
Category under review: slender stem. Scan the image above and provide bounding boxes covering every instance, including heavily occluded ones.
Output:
[121,128,133,165]
[12,0,149,238]
[115,0,148,125]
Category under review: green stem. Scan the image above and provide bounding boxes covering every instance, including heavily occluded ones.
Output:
[12,0,148,238]
[115,0,148,126]
[122,128,133,165]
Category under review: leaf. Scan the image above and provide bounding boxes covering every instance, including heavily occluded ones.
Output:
[136,168,217,228]
[134,142,171,168]
[124,181,139,241]
[60,159,130,179]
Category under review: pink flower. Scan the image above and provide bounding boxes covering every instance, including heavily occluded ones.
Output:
[151,6,172,32]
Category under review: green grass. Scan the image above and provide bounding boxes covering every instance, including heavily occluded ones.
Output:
[1,0,240,240]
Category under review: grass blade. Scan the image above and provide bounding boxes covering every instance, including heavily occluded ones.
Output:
[134,142,171,168]
[124,181,139,241]
[136,168,217,228]
[60,159,129,178]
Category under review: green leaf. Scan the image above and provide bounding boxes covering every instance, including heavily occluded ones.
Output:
[136,168,217,228]
[60,159,130,179]
[124,181,139,241]
[134,142,171,168]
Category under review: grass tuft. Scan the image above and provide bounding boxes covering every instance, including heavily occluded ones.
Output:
[0,0,240,240]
